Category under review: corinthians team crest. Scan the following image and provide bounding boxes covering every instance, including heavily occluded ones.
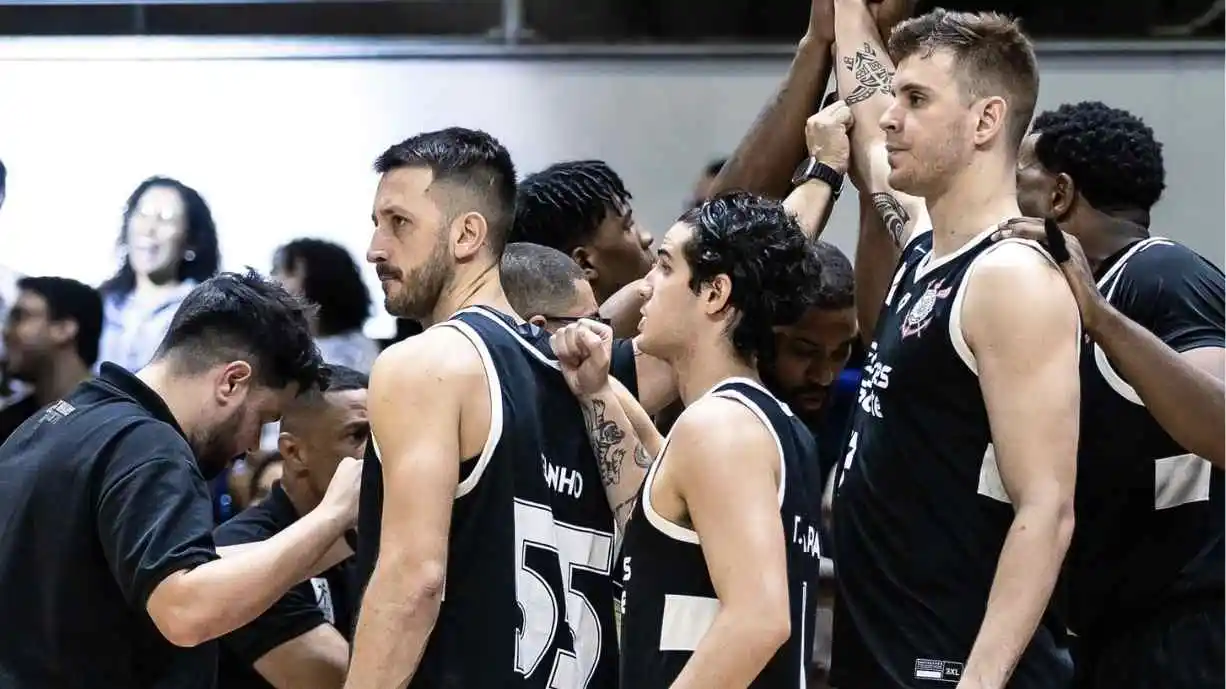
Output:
[900,279,952,339]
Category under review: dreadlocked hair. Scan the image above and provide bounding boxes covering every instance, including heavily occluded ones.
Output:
[511,160,632,251]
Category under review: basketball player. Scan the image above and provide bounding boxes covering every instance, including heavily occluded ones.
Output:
[345,128,639,689]
[216,365,369,689]
[555,191,826,688]
[999,101,1224,689]
[829,5,1081,689]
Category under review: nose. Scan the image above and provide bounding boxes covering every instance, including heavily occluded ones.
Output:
[806,363,838,387]
[879,99,902,133]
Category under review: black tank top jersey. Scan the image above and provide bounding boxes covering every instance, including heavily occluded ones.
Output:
[619,378,823,689]
[351,306,587,689]
[831,230,1073,689]
[1066,238,1225,644]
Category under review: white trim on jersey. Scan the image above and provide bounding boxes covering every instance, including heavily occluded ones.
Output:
[1090,237,1174,406]
[659,593,721,651]
[430,318,506,499]
[710,387,788,509]
[640,376,775,545]
[454,306,563,371]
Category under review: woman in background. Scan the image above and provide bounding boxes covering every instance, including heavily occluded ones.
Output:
[272,238,378,373]
[98,176,220,371]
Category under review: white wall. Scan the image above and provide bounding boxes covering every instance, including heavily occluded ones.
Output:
[0,39,1220,336]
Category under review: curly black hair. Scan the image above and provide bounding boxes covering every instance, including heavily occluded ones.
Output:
[511,160,632,252]
[274,238,371,337]
[1032,101,1166,214]
[804,240,854,311]
[678,191,819,365]
[102,176,221,298]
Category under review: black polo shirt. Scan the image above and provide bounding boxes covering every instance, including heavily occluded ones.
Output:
[0,363,220,689]
[215,483,353,689]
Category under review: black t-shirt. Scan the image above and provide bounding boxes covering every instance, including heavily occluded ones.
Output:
[0,392,40,446]
[215,483,353,689]
[0,363,220,689]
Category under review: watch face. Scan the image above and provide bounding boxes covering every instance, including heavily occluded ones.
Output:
[791,158,817,186]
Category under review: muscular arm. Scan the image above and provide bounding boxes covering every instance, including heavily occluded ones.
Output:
[783,179,838,240]
[579,378,664,534]
[1088,305,1225,467]
[710,7,834,199]
[254,625,350,689]
[668,399,792,688]
[854,193,901,341]
[345,332,474,688]
[961,245,1080,689]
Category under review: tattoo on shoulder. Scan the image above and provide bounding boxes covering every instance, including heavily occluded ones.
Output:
[843,43,894,106]
[870,192,910,247]
[582,398,628,487]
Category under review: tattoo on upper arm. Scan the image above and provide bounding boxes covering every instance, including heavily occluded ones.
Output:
[634,444,652,469]
[843,43,894,106]
[870,192,910,247]
[581,398,628,487]
[613,494,637,527]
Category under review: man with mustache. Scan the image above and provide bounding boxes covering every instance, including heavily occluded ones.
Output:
[0,270,361,689]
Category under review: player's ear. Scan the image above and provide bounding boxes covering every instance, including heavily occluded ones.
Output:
[1051,172,1076,220]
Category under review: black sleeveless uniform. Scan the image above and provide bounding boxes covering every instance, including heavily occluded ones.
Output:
[351,306,582,688]
[619,377,823,689]
[1066,238,1225,689]
[831,230,1073,689]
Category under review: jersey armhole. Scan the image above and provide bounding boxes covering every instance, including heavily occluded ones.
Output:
[948,238,1082,376]
[710,390,787,509]
[640,427,701,545]
[430,320,505,499]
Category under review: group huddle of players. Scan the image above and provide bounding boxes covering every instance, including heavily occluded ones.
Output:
[342,4,1224,689]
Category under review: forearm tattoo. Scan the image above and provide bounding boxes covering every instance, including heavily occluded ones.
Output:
[870,192,910,247]
[843,43,894,106]
[613,494,637,529]
[582,398,628,487]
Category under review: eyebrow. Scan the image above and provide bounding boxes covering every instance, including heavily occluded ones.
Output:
[657,247,672,260]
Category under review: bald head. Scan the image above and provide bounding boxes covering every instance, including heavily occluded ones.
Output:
[501,242,599,331]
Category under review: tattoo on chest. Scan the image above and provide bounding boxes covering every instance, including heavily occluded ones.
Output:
[582,398,627,487]
[870,192,910,247]
[843,43,894,106]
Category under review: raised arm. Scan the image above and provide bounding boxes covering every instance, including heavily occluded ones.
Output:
[833,0,928,245]
[960,244,1080,689]
[344,331,477,688]
[783,99,852,238]
[667,399,792,689]
[710,0,835,199]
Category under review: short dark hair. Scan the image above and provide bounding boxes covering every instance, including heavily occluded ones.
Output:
[292,364,369,410]
[102,176,221,298]
[274,238,371,337]
[803,240,855,311]
[511,160,632,252]
[17,276,104,366]
[677,191,817,364]
[501,242,587,318]
[1032,101,1166,215]
[374,127,517,256]
[704,157,727,178]
[154,269,326,393]
[889,10,1038,150]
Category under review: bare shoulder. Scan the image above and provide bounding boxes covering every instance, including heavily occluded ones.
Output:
[370,326,486,397]
[668,394,775,468]
[965,240,1078,343]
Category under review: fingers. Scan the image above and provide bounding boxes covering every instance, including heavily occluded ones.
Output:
[992,217,1072,263]
[811,99,853,128]
[1043,217,1071,263]
[578,317,614,342]
[551,323,585,366]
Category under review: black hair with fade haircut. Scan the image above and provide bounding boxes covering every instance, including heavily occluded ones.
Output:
[1032,101,1166,217]
[678,190,819,365]
[511,160,632,252]
[290,363,368,409]
[102,176,221,298]
[500,242,588,318]
[154,269,327,393]
[17,276,104,366]
[801,240,855,311]
[274,238,371,337]
[374,127,517,256]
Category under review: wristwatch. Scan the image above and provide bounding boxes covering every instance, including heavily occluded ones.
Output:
[791,156,845,198]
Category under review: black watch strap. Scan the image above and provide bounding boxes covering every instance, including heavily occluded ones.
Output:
[791,157,845,198]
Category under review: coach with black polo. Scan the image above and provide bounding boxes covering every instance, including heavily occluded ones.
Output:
[0,271,361,689]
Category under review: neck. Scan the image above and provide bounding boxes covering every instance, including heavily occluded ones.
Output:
[423,261,518,327]
[1079,215,1149,272]
[279,472,320,518]
[671,338,760,407]
[135,360,201,437]
[927,156,1020,257]
[33,356,91,405]
[133,272,182,298]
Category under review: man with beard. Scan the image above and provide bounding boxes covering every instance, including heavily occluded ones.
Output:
[348,128,642,689]
[0,270,362,689]
[0,277,102,443]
